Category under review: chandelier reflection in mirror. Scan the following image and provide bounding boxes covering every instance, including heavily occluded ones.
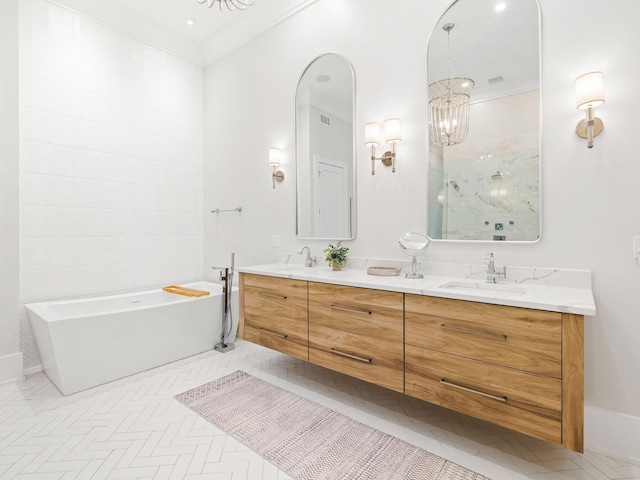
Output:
[196,0,254,11]
[428,23,474,147]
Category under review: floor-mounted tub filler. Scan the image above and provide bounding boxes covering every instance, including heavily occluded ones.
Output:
[211,252,236,353]
[26,281,238,395]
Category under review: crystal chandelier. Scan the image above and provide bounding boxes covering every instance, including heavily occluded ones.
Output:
[196,0,254,11]
[428,23,474,147]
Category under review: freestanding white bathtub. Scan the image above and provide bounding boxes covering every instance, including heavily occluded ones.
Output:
[26,281,238,395]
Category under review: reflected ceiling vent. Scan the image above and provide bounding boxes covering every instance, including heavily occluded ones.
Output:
[320,113,331,127]
[488,76,505,85]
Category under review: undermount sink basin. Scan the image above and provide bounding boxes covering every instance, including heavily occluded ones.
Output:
[439,280,526,295]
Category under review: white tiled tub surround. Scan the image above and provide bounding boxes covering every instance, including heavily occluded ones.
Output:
[18,0,204,370]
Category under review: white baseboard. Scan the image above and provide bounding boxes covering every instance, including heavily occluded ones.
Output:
[0,352,23,385]
[585,404,640,465]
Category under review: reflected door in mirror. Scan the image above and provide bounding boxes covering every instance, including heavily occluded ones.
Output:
[314,155,350,238]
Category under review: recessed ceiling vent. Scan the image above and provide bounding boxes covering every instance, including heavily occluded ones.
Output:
[320,113,331,126]
[488,76,505,85]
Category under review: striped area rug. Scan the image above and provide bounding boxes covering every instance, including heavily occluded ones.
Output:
[175,371,490,480]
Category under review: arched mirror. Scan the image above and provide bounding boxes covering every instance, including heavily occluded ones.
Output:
[427,0,541,242]
[296,53,356,240]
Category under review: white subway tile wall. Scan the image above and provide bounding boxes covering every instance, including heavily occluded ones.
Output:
[18,0,205,369]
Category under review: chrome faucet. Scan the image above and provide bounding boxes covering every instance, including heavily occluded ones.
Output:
[299,246,315,267]
[485,252,506,284]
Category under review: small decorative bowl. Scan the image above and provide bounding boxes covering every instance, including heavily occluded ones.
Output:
[366,266,401,276]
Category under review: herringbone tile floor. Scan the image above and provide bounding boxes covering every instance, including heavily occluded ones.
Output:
[1,340,638,480]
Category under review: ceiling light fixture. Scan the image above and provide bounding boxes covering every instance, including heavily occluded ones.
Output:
[196,0,254,11]
[428,23,475,147]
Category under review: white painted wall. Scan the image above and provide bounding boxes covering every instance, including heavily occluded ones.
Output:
[18,0,205,369]
[0,0,23,384]
[203,0,640,458]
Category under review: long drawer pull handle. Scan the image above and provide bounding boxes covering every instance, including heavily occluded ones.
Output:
[330,305,372,315]
[259,328,288,339]
[440,324,507,340]
[330,348,372,363]
[440,379,507,403]
[258,292,287,300]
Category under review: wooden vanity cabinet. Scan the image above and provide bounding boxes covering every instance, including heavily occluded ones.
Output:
[239,273,584,452]
[240,273,309,361]
[308,282,404,393]
[404,294,584,452]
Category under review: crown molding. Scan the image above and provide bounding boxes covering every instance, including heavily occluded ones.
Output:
[48,0,319,68]
[201,0,319,66]
[49,0,204,65]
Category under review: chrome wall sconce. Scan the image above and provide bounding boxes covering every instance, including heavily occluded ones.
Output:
[364,118,402,175]
[268,147,284,189]
[575,71,605,149]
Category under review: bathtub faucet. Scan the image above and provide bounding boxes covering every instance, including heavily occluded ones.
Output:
[211,265,229,284]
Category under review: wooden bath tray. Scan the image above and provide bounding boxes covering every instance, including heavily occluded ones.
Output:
[162,285,210,297]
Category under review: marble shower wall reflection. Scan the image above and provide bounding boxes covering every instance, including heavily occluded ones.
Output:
[433,133,539,241]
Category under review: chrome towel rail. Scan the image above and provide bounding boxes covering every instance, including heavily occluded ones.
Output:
[211,207,242,214]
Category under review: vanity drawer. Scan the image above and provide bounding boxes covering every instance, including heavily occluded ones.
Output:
[405,294,562,378]
[309,283,403,341]
[309,323,404,393]
[244,274,308,321]
[405,345,562,445]
[244,309,308,361]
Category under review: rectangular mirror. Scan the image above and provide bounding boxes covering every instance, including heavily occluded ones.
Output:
[296,53,356,240]
[427,0,541,242]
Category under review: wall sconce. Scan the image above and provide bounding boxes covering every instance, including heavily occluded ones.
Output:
[364,118,402,175]
[575,71,605,148]
[268,147,284,188]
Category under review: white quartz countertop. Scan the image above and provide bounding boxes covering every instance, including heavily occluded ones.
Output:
[237,263,596,316]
